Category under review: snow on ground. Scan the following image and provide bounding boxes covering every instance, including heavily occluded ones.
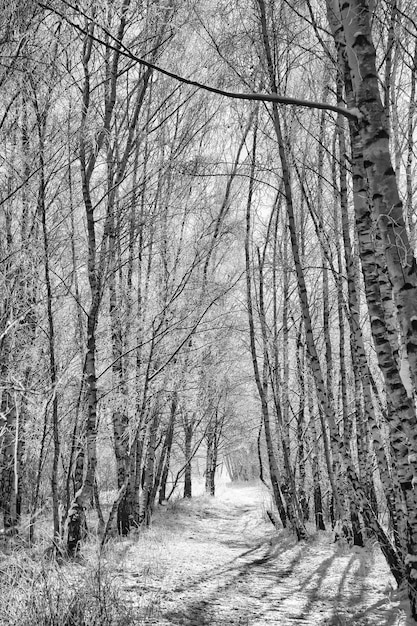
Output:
[110,481,413,625]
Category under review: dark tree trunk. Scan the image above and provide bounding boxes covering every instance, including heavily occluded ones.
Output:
[314,485,326,531]
[350,501,364,547]
[139,408,158,525]
[205,429,217,496]
[2,393,19,535]
[184,421,193,499]
[159,394,177,504]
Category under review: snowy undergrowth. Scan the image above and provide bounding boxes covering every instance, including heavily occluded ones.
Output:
[0,535,141,625]
[0,483,413,625]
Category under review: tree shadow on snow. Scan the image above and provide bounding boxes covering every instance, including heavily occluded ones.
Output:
[157,532,393,625]
[159,534,307,625]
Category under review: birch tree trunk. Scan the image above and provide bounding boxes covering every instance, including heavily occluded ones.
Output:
[139,404,159,525]
[257,238,307,539]
[326,0,412,592]
[337,0,417,394]
[205,408,223,497]
[257,0,341,518]
[406,38,417,247]
[307,374,326,531]
[183,412,194,499]
[37,109,60,543]
[159,392,177,503]
[245,118,287,529]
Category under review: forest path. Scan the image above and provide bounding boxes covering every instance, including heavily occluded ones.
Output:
[115,482,410,625]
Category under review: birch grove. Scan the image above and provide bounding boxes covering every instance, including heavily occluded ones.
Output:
[2,0,417,621]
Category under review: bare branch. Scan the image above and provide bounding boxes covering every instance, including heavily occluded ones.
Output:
[38,0,360,121]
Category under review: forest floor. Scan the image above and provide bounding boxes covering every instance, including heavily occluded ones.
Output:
[0,480,413,625]
[111,481,413,625]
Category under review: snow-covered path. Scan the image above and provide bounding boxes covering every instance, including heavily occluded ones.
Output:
[116,482,411,625]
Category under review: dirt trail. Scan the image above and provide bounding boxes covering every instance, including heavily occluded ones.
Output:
[116,482,411,625]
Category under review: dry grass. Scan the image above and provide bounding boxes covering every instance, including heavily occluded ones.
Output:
[0,535,142,626]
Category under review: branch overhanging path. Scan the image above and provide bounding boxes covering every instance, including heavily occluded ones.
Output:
[38,0,361,122]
